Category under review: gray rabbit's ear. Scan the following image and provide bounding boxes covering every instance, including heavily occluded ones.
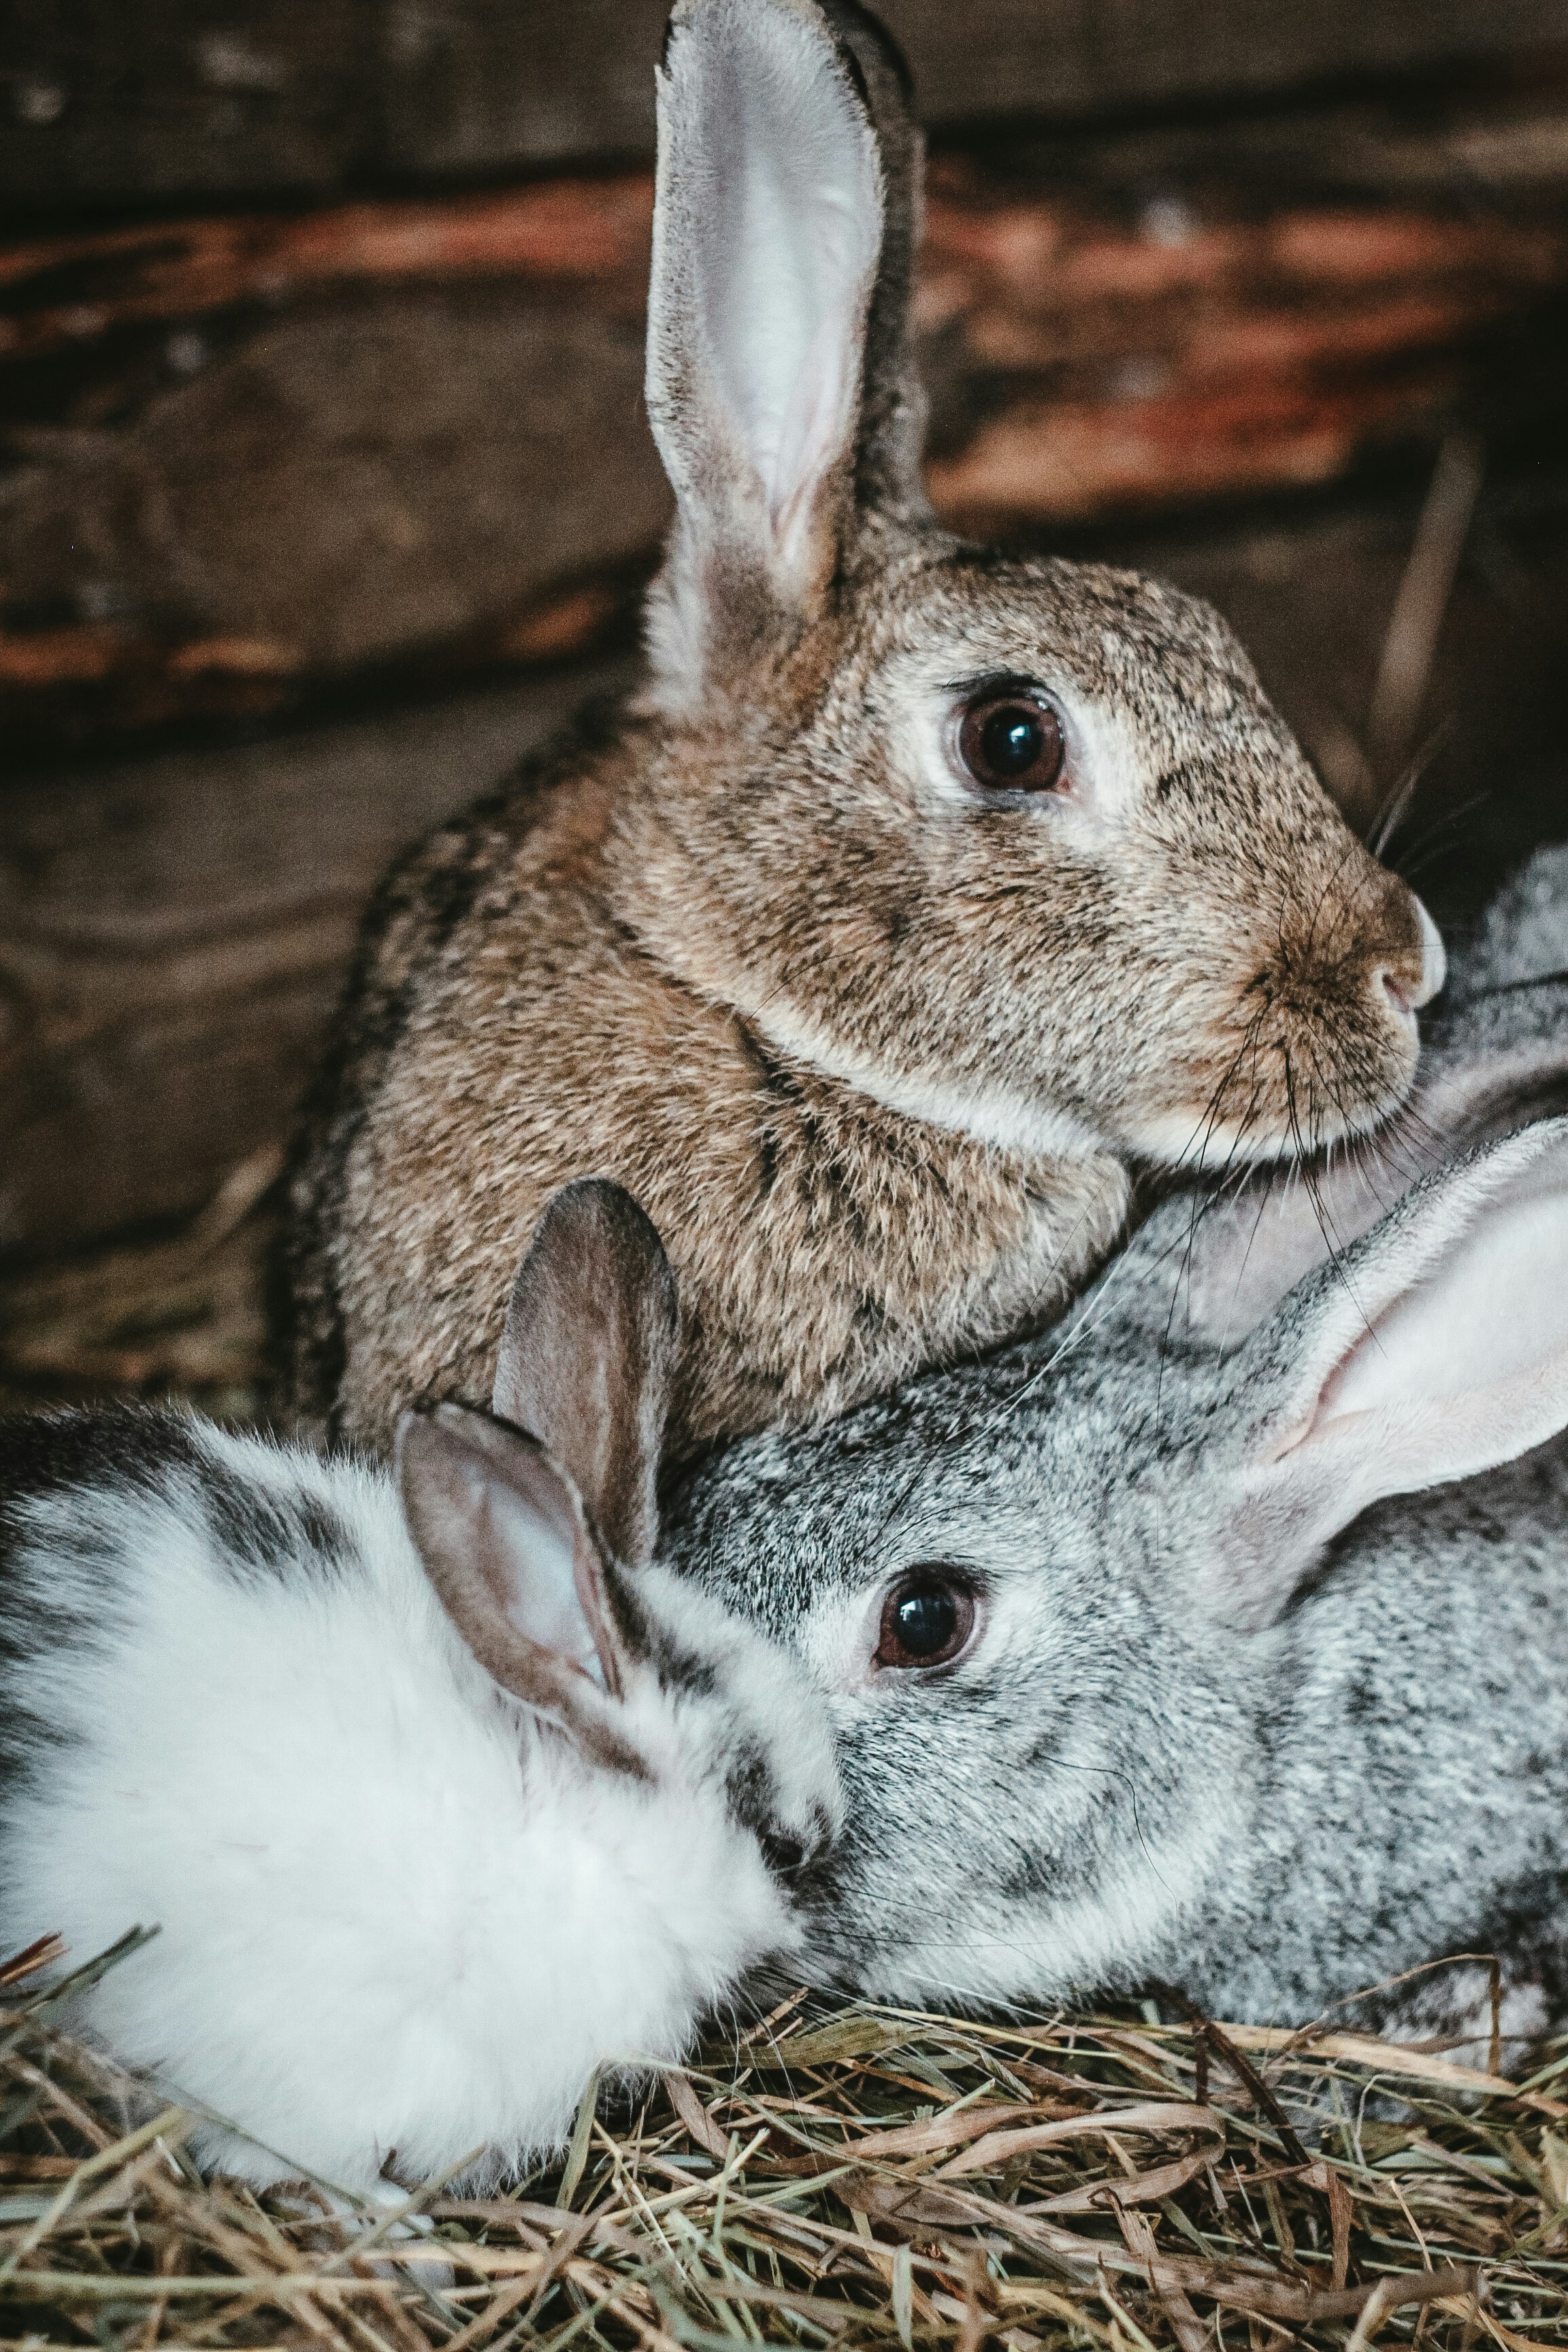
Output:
[397,1406,642,1767]
[491,1179,681,1575]
[1156,981,1568,1350]
[644,0,923,703]
[1200,1117,1568,1627]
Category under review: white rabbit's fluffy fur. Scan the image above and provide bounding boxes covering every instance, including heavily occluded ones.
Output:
[0,1401,841,2191]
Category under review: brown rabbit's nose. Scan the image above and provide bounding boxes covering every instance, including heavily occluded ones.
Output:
[1374,894,1446,1020]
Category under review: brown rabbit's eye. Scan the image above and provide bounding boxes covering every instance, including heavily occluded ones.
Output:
[875,1571,977,1671]
[959,692,1065,793]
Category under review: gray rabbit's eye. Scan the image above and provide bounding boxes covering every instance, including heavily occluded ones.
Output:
[875,1571,977,1671]
[958,686,1066,794]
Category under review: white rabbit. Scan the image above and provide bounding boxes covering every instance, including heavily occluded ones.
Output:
[669,1107,1568,2044]
[0,1181,838,2197]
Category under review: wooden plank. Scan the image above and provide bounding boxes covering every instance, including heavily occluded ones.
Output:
[6,0,1567,208]
[1,112,1565,746]
[918,159,1568,528]
[884,0,1568,132]
[0,659,635,1260]
[0,282,668,739]
[0,178,652,365]
[1,0,363,208]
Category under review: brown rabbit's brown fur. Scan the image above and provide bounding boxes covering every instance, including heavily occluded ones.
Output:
[286,0,1441,1460]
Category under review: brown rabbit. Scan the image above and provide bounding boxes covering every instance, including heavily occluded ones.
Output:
[285,0,1444,1460]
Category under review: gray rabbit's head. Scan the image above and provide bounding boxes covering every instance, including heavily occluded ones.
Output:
[668,1068,1568,2021]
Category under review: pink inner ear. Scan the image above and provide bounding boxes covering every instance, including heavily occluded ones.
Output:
[678,10,878,556]
[479,1448,625,1700]
[1213,1130,1568,1627]
[770,304,858,555]
[485,1473,604,1686]
[1315,1181,1568,1432]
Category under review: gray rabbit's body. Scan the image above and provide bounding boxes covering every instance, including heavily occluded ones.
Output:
[669,1032,1568,2035]
[1208,1455,1568,2026]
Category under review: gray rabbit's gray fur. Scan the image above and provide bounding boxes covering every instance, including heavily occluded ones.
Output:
[668,962,1568,2040]
[1438,840,1568,1103]
[1450,841,1568,1003]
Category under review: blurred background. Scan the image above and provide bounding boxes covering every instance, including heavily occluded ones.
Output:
[1,0,1567,1419]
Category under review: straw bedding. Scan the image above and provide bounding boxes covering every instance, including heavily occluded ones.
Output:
[4,1931,1566,2352]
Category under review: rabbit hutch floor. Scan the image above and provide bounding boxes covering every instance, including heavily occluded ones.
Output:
[2,1927,1566,2352]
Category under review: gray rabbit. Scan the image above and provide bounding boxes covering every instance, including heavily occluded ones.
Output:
[664,986,1568,2039]
[1443,839,1568,1085]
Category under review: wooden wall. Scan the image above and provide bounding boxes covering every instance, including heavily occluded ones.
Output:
[7,0,1568,203]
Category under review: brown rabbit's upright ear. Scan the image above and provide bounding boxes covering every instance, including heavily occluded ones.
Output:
[490,1180,681,1575]
[644,0,926,706]
[813,0,928,521]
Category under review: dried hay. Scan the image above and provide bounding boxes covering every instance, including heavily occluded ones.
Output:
[0,1150,280,1425]
[3,1933,1567,2352]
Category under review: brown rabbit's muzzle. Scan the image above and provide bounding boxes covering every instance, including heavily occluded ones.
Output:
[1242,861,1441,1156]
[1085,812,1443,1170]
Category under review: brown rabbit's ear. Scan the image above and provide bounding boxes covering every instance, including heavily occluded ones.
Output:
[490,1180,681,1575]
[813,0,928,520]
[644,0,925,703]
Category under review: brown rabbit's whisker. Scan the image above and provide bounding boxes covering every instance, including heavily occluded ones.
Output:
[1386,787,1490,884]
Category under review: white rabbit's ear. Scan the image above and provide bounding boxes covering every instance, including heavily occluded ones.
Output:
[397,1406,644,1761]
[491,1179,680,1574]
[644,0,891,696]
[1203,1118,1568,1626]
